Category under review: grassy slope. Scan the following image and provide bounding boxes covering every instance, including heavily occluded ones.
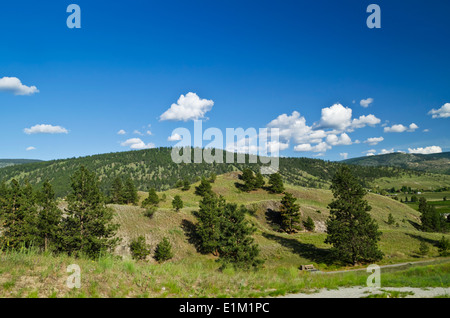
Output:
[1,172,449,298]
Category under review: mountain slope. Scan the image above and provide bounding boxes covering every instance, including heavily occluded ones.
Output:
[0,148,408,197]
[0,159,42,169]
[343,152,450,175]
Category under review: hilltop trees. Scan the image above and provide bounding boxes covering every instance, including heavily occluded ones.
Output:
[279,192,301,234]
[142,188,159,207]
[195,178,213,197]
[325,166,383,265]
[269,173,284,194]
[60,166,120,258]
[110,176,138,205]
[419,197,447,233]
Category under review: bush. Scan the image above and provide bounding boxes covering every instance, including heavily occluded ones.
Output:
[144,206,157,218]
[438,236,450,257]
[154,237,173,262]
[129,236,151,261]
[303,216,315,232]
[418,241,430,257]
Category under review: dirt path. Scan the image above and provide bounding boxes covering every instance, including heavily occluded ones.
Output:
[280,286,450,298]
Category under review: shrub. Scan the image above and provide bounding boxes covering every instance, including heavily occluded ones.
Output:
[129,236,151,261]
[144,206,157,218]
[154,237,173,262]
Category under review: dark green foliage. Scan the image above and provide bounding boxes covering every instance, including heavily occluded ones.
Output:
[216,204,263,270]
[438,236,450,257]
[209,172,217,183]
[110,177,125,204]
[269,173,284,194]
[142,188,159,207]
[254,172,265,189]
[36,181,62,251]
[303,216,315,232]
[182,179,191,191]
[123,177,138,205]
[154,237,173,262]
[129,236,151,261]
[0,180,38,250]
[418,241,430,257]
[279,192,301,234]
[387,213,395,225]
[241,168,256,192]
[172,195,183,212]
[175,180,183,188]
[59,166,120,258]
[411,195,418,203]
[325,166,383,265]
[195,178,213,197]
[419,197,447,233]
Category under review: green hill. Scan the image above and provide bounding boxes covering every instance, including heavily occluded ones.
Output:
[0,159,42,169]
[343,152,450,175]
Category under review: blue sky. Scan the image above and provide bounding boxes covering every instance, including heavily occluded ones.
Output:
[0,0,449,161]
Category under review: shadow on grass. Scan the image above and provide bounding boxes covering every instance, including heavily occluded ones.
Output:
[265,209,282,232]
[180,219,206,254]
[408,220,422,231]
[406,233,440,247]
[262,232,333,266]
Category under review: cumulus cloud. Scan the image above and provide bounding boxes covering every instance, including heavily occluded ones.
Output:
[26,146,36,151]
[117,129,126,135]
[317,103,353,131]
[0,77,39,96]
[168,133,182,141]
[340,153,348,159]
[325,133,352,146]
[384,123,418,133]
[24,124,68,135]
[364,149,377,156]
[120,138,155,150]
[294,142,331,153]
[428,103,450,119]
[350,114,381,130]
[364,136,384,146]
[160,92,214,121]
[380,148,395,155]
[360,98,374,108]
[408,146,442,155]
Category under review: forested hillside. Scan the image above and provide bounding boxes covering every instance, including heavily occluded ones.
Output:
[0,159,42,169]
[0,147,412,197]
[343,152,450,175]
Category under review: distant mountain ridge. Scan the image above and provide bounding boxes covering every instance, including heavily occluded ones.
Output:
[343,152,450,175]
[0,159,42,169]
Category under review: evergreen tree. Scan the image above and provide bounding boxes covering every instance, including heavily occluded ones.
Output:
[216,204,263,270]
[303,216,315,232]
[268,173,284,193]
[129,235,151,261]
[195,178,213,197]
[194,193,224,255]
[279,192,301,233]
[154,237,174,262]
[325,166,383,265]
[438,236,450,257]
[172,195,183,212]
[110,177,124,204]
[418,241,430,257]
[254,172,265,189]
[123,177,138,205]
[387,213,395,225]
[142,188,159,207]
[60,166,120,258]
[36,181,62,251]
[0,180,38,250]
[209,172,217,183]
[241,168,256,192]
[419,197,446,232]
[182,179,191,191]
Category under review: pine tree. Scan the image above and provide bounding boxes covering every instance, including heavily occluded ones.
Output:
[216,204,263,270]
[142,188,159,207]
[269,173,284,194]
[387,213,395,225]
[172,195,183,212]
[418,241,430,257]
[325,166,383,265]
[438,236,450,257]
[419,197,446,232]
[195,178,213,197]
[110,177,124,204]
[194,193,224,255]
[36,181,62,251]
[123,177,138,205]
[209,172,217,183]
[60,166,120,258]
[254,172,265,189]
[241,168,256,192]
[303,216,315,232]
[182,179,191,191]
[279,192,301,234]
[0,180,38,250]
[129,235,151,261]
[154,237,173,262]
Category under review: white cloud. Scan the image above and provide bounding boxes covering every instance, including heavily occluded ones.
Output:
[294,142,331,153]
[146,130,152,135]
[360,98,374,108]
[364,136,384,146]
[408,146,442,155]
[384,123,418,133]
[0,77,39,96]
[428,103,450,119]
[325,133,352,146]
[117,129,126,135]
[26,146,36,151]
[350,114,381,130]
[120,138,155,150]
[340,153,348,159]
[317,103,353,131]
[24,124,68,135]
[423,129,430,133]
[168,133,182,141]
[160,92,214,121]
[380,148,395,155]
[363,149,377,156]
[133,130,144,136]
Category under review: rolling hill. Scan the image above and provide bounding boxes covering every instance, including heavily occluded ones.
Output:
[343,152,450,175]
[0,159,42,169]
[0,147,414,197]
